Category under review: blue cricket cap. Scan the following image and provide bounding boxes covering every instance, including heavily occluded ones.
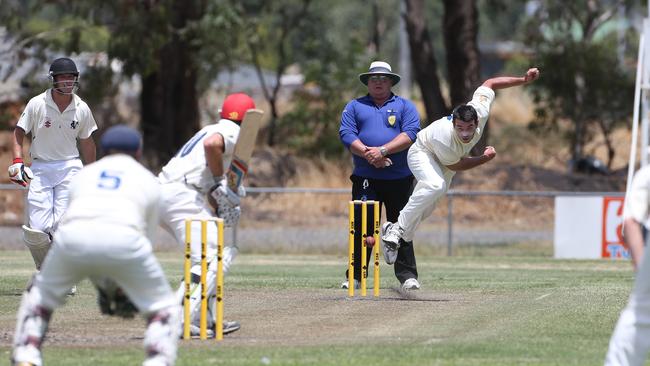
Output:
[100,125,142,152]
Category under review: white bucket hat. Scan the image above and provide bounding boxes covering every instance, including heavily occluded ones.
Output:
[359,61,401,86]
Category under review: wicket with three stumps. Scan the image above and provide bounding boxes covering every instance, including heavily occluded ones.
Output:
[348,200,380,297]
[183,217,224,340]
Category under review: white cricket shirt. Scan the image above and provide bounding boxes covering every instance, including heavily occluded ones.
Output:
[17,89,98,161]
[416,86,495,166]
[58,154,160,241]
[158,119,239,193]
[626,165,650,223]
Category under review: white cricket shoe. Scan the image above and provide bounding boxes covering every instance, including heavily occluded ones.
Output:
[402,278,421,290]
[189,320,241,338]
[381,222,402,265]
[340,279,360,289]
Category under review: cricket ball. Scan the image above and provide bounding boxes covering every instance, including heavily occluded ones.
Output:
[365,236,375,247]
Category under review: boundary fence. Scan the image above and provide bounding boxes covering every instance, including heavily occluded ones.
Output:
[1,185,624,255]
[246,187,624,255]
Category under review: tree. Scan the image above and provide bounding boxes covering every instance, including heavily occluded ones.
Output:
[403,0,448,124]
[443,0,484,155]
[0,1,242,167]
[239,0,313,147]
[244,0,368,156]
[403,0,482,135]
[522,0,636,170]
[109,1,205,167]
[107,0,244,167]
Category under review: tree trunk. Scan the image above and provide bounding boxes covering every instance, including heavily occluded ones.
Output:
[443,0,483,155]
[571,72,586,172]
[403,0,448,125]
[248,0,311,146]
[371,1,381,54]
[443,0,480,106]
[140,0,203,168]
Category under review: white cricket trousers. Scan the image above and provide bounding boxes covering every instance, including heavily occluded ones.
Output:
[27,159,82,234]
[12,223,179,366]
[158,182,220,264]
[397,140,454,242]
[605,246,650,366]
[36,222,176,312]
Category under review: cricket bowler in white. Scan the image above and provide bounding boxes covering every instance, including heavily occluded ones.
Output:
[9,57,97,284]
[605,165,650,366]
[11,125,180,366]
[158,93,254,337]
[381,68,540,269]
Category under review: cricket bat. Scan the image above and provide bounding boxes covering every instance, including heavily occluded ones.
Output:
[226,109,264,192]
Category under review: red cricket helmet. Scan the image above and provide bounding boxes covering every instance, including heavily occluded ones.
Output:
[220,93,255,122]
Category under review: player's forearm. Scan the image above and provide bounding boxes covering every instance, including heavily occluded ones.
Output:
[482,76,527,90]
[623,218,645,270]
[482,68,539,90]
[382,132,413,155]
[349,139,369,157]
[12,128,25,159]
[79,138,96,164]
[445,154,492,172]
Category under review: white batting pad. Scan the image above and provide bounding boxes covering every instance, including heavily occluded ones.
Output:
[22,225,51,270]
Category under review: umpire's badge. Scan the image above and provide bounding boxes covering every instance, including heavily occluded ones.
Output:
[388,115,396,126]
[70,120,79,129]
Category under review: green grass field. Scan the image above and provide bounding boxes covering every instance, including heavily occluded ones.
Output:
[0,250,636,365]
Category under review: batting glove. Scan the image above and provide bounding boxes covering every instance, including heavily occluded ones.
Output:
[209,177,242,208]
[8,158,34,187]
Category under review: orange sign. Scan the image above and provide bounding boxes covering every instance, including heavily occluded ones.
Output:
[601,197,628,259]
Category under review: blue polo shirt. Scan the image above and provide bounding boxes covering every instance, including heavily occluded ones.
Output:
[339,93,420,179]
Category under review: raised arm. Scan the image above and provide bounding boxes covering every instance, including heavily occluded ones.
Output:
[482,68,540,90]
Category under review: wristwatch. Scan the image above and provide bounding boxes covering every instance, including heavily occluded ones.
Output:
[379,146,388,157]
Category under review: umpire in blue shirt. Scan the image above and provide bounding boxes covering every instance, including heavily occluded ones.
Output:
[339,61,421,290]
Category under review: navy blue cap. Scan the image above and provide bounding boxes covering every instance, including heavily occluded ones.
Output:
[100,125,142,152]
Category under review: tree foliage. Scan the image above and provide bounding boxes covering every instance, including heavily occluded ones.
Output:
[1,0,641,167]
[521,0,636,170]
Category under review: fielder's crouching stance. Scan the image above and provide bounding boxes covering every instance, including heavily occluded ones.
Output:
[11,126,180,366]
[158,93,255,337]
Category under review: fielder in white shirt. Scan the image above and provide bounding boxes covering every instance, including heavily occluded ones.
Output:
[8,57,97,276]
[605,165,650,366]
[381,68,540,273]
[158,93,254,337]
[11,125,180,366]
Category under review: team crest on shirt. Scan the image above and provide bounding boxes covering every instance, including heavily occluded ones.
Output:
[388,115,396,126]
[70,120,79,129]
[44,119,51,128]
[480,95,488,103]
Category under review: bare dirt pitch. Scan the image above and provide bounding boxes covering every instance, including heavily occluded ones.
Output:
[0,251,471,351]
[219,288,466,347]
[0,286,467,349]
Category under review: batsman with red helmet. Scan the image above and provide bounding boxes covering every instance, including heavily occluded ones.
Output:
[157,93,255,337]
